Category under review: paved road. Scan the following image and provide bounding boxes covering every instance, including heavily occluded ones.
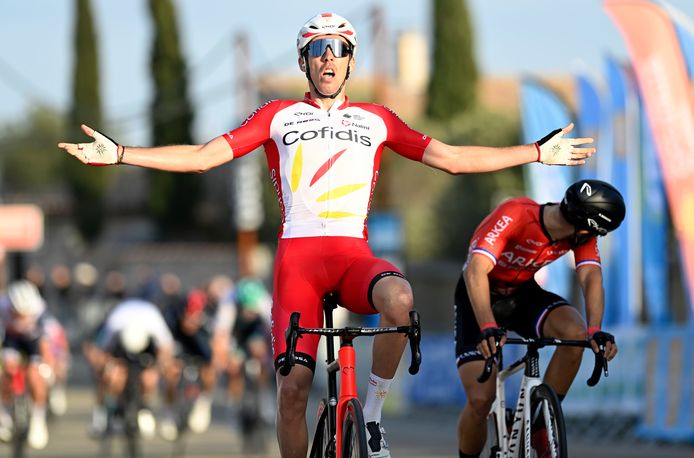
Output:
[4,387,693,457]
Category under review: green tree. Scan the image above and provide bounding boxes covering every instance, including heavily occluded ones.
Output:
[66,0,112,241]
[147,0,199,236]
[1,108,64,192]
[427,0,478,120]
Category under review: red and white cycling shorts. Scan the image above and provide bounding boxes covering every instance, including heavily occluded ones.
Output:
[271,236,403,372]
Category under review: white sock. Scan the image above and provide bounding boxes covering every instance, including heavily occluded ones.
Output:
[31,404,46,421]
[362,372,392,424]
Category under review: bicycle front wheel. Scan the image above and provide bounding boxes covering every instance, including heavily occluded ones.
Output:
[310,398,333,458]
[528,384,567,458]
[341,398,368,458]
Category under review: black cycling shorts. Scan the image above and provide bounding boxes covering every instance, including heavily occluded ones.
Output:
[454,275,569,367]
[1,332,43,362]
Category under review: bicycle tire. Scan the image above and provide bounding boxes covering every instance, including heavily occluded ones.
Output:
[527,384,567,458]
[309,398,333,458]
[341,398,368,458]
[11,394,30,458]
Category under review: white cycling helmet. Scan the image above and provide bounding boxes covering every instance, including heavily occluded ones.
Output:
[296,12,357,56]
[119,321,150,354]
[7,280,45,317]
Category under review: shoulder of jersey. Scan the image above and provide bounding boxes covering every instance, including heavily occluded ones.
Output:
[497,196,536,209]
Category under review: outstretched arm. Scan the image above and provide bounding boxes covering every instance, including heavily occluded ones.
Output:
[58,124,234,173]
[422,123,595,174]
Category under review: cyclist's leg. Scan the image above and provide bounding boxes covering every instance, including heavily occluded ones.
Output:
[339,252,411,456]
[272,238,325,458]
[540,306,586,396]
[20,336,50,449]
[454,276,496,458]
[509,279,585,397]
[184,332,216,434]
[0,345,20,441]
[339,255,412,379]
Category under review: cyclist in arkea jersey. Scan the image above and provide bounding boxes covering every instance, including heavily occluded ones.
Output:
[455,179,624,458]
[58,12,595,458]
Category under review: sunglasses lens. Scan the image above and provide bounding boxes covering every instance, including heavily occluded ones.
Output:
[306,38,352,58]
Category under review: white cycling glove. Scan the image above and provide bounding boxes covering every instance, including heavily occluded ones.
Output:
[534,128,573,165]
[77,130,123,165]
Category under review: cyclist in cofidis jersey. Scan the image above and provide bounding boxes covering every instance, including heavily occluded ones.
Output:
[58,12,595,458]
[455,179,624,458]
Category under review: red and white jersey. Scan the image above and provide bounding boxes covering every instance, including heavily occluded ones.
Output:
[223,94,431,239]
[466,197,601,295]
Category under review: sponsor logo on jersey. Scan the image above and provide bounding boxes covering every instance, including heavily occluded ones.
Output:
[343,113,365,121]
[282,125,372,147]
[241,100,275,127]
[514,244,538,254]
[498,251,554,270]
[526,239,543,246]
[483,215,513,246]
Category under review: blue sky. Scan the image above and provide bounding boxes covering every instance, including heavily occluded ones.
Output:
[2,0,693,144]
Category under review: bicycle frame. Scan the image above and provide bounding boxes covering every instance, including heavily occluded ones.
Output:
[480,337,606,458]
[280,293,421,458]
[333,337,357,455]
[490,345,546,458]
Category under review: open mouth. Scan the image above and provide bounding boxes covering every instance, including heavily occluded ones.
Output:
[321,68,336,80]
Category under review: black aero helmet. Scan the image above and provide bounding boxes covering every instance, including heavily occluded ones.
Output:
[560,179,626,235]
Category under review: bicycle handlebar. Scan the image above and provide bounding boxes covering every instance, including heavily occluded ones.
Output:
[279,310,422,376]
[476,337,608,386]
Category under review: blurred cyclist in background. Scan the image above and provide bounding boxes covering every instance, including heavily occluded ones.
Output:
[87,297,174,439]
[0,280,54,449]
[160,285,231,440]
[225,277,273,427]
[40,312,70,418]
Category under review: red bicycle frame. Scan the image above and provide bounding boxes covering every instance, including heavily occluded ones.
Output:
[334,343,357,455]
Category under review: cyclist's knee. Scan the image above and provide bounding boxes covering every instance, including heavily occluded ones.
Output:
[551,321,586,341]
[1,355,20,376]
[372,278,413,322]
[277,372,311,419]
[465,390,495,421]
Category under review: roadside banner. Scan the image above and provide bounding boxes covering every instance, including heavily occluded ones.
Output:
[606,0,694,317]
[519,78,572,299]
[640,103,670,324]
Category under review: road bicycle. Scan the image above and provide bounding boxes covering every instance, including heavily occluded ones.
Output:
[478,336,607,458]
[167,353,204,456]
[100,353,152,458]
[280,292,422,458]
[3,365,31,458]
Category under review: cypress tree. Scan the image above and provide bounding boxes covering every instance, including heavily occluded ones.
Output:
[66,0,111,242]
[147,0,199,235]
[426,0,478,120]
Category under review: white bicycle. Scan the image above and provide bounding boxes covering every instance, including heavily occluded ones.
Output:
[478,336,607,458]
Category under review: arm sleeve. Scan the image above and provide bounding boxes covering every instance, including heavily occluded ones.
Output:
[365,105,432,161]
[222,100,283,158]
[573,238,602,269]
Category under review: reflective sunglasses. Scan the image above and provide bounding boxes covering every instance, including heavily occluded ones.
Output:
[305,38,353,58]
